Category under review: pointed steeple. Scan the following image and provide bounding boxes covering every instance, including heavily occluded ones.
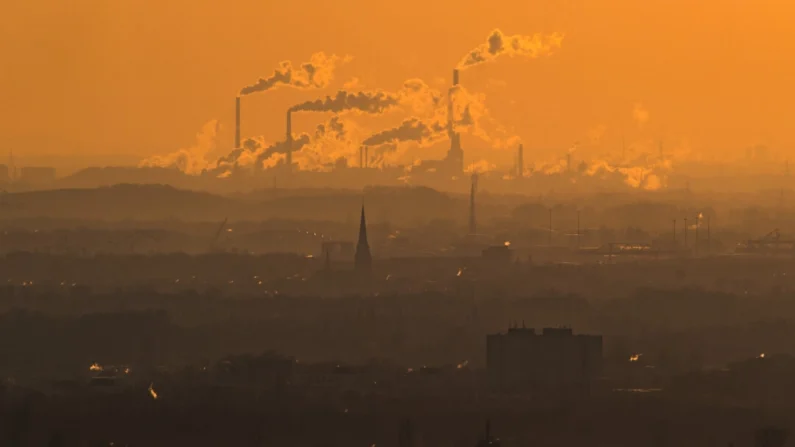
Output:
[355,205,372,272]
[468,173,478,235]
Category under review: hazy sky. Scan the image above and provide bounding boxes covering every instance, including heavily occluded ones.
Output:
[2,0,794,168]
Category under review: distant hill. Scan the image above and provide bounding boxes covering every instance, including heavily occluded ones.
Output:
[3,184,241,221]
[56,167,199,190]
[0,183,465,224]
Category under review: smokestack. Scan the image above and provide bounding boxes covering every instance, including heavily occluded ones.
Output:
[286,110,293,169]
[517,144,524,178]
[360,146,364,168]
[446,68,464,172]
[235,96,241,149]
[364,146,369,168]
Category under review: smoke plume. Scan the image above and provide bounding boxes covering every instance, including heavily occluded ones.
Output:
[458,29,564,69]
[465,159,496,174]
[239,52,351,96]
[362,118,446,147]
[138,120,220,175]
[289,79,442,115]
[290,90,398,114]
[360,84,482,149]
[293,116,364,171]
[216,115,362,172]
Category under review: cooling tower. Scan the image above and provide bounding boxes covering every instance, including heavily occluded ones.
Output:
[235,96,241,149]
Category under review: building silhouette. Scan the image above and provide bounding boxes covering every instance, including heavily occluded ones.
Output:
[354,205,372,272]
[486,326,602,394]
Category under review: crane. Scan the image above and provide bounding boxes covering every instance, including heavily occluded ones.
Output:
[210,217,228,252]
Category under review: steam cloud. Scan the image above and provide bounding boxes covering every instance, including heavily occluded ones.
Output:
[216,116,359,173]
[289,90,399,114]
[458,29,564,69]
[139,120,220,175]
[362,118,446,147]
[239,52,351,96]
[361,84,483,149]
[289,79,441,115]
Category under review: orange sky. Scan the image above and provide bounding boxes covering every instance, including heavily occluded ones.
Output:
[2,0,795,170]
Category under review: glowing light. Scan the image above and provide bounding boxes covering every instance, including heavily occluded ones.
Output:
[629,354,642,362]
[457,268,463,277]
[226,228,233,232]
[457,360,469,369]
[407,368,414,373]
[89,362,103,372]
[123,367,131,374]
[759,353,766,359]
[305,254,314,258]
[504,241,511,247]
[148,383,158,400]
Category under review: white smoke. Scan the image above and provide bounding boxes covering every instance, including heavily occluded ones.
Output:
[138,120,220,175]
[458,29,564,69]
[240,52,352,96]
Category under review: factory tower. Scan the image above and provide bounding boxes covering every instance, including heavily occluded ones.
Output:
[445,69,464,173]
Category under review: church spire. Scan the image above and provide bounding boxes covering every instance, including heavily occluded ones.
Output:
[355,205,372,272]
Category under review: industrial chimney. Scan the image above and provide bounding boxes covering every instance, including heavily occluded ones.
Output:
[285,110,293,170]
[235,96,241,149]
[517,144,524,178]
[445,68,464,172]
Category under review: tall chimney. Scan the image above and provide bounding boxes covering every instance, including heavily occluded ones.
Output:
[285,110,293,170]
[235,96,241,149]
[364,146,369,168]
[453,69,460,87]
[360,146,364,168]
[517,144,524,178]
